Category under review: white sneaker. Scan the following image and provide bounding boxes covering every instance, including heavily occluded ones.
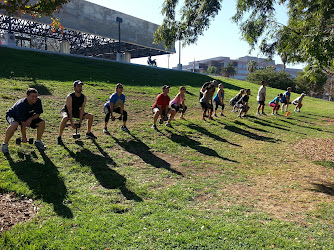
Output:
[1,143,9,154]
[256,112,261,115]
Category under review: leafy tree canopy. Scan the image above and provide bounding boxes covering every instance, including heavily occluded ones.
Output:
[0,0,70,17]
[221,62,237,78]
[246,68,294,90]
[155,0,334,75]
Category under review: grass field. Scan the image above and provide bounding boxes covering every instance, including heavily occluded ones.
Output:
[0,46,334,249]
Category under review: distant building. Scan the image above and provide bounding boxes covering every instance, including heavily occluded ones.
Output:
[177,56,302,80]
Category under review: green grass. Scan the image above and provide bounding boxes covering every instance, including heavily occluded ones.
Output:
[0,46,334,249]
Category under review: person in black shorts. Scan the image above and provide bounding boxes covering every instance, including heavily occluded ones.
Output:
[2,88,46,153]
[236,89,251,118]
[57,80,97,144]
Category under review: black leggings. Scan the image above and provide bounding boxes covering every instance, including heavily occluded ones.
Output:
[104,107,127,123]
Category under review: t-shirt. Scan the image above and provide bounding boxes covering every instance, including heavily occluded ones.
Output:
[152,93,170,110]
[292,96,304,104]
[105,93,125,110]
[281,91,291,102]
[269,96,281,104]
[237,95,249,105]
[257,85,266,101]
[6,98,43,122]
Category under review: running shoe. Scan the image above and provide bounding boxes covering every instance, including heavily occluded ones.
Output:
[86,132,97,139]
[120,126,129,132]
[1,143,9,154]
[34,140,46,150]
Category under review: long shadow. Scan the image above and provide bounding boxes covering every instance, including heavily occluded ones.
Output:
[310,182,334,196]
[224,125,278,143]
[110,133,183,176]
[233,120,268,133]
[62,142,142,202]
[5,150,73,218]
[185,122,241,147]
[161,130,238,163]
[285,117,333,133]
[252,119,291,132]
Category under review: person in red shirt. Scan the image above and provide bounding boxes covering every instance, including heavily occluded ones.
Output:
[151,85,176,129]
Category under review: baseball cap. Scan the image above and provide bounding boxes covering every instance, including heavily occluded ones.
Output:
[162,85,170,90]
[73,80,84,87]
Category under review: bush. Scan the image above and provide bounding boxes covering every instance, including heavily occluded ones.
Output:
[246,69,295,90]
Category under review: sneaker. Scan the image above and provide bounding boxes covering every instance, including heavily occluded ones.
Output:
[165,123,172,128]
[220,113,225,117]
[86,132,97,139]
[237,115,242,118]
[159,119,163,124]
[151,124,158,130]
[1,143,9,154]
[57,136,63,145]
[180,116,186,120]
[261,112,267,116]
[103,128,110,134]
[256,112,261,115]
[214,114,218,117]
[120,126,129,132]
[271,112,275,115]
[34,140,46,150]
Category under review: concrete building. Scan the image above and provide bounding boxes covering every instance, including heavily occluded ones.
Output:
[0,0,175,62]
[179,56,302,79]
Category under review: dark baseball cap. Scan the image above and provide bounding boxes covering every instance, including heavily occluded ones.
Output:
[162,85,170,90]
[73,80,84,87]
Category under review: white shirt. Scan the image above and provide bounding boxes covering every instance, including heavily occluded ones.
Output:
[257,85,266,101]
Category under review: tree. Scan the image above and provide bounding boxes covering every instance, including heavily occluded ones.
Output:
[295,69,327,97]
[247,60,257,73]
[0,0,70,17]
[246,69,294,90]
[205,66,219,75]
[266,65,276,71]
[323,76,334,101]
[221,62,237,78]
[156,0,334,75]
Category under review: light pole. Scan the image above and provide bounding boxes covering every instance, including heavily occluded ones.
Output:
[116,17,122,53]
[177,40,182,70]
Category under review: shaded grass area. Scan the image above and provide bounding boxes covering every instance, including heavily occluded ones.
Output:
[0,47,334,248]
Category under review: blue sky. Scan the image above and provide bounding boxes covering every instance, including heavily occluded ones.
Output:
[87,0,304,70]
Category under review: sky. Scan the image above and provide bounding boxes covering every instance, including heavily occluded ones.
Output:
[87,0,304,70]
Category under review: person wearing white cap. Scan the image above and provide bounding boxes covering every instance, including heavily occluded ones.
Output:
[292,93,306,112]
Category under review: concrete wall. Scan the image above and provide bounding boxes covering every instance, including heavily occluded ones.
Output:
[14,0,174,53]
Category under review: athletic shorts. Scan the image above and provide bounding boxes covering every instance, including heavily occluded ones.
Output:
[6,115,43,129]
[61,111,88,119]
[257,100,265,105]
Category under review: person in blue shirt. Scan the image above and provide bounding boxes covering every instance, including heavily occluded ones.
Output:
[213,83,225,117]
[103,83,129,134]
[280,87,292,112]
[269,93,283,115]
[2,88,46,153]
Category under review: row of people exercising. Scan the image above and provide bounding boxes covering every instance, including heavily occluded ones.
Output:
[1,80,305,154]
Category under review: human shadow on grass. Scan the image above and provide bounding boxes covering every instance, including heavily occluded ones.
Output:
[252,119,291,132]
[284,117,333,133]
[185,122,241,147]
[310,182,334,196]
[233,120,269,133]
[5,150,73,218]
[110,133,183,176]
[62,142,142,202]
[160,130,238,163]
[224,125,278,143]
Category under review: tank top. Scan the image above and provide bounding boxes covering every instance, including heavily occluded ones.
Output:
[170,94,185,106]
[62,92,85,113]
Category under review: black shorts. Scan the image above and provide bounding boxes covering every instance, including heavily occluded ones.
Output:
[6,115,43,129]
[257,100,265,105]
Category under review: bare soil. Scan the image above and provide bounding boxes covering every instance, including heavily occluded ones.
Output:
[0,192,38,234]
